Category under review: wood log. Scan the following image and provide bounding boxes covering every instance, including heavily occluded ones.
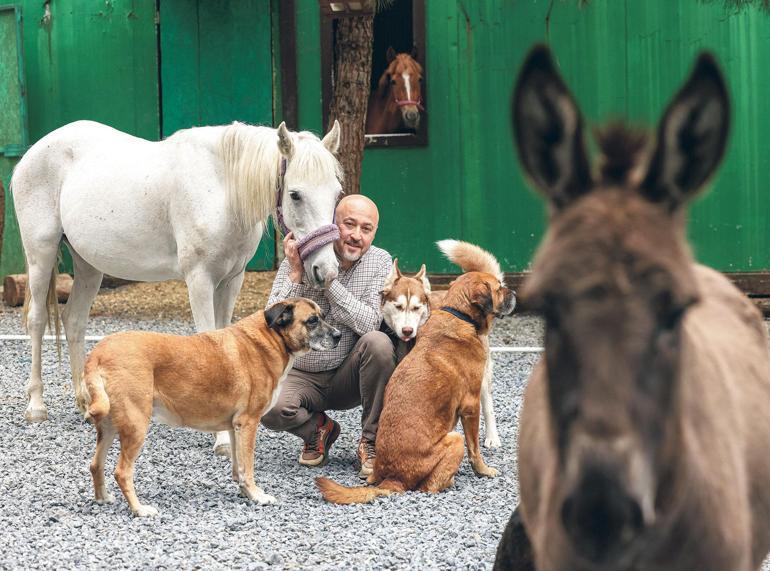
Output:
[3,273,73,307]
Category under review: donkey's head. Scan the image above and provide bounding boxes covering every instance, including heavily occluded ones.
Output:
[276,120,343,287]
[513,46,729,565]
[381,46,424,130]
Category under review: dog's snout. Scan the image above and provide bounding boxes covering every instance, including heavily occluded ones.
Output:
[401,326,414,338]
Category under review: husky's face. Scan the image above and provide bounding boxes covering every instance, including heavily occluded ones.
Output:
[381,259,431,342]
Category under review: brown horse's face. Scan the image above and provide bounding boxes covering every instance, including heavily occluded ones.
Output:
[381,52,423,130]
[513,46,729,566]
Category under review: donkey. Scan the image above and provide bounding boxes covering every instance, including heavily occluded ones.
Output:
[497,45,770,570]
[366,47,424,134]
[11,119,342,456]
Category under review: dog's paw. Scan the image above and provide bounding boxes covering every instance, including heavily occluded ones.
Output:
[254,492,277,506]
[475,465,500,478]
[484,433,502,449]
[213,443,232,458]
[132,504,159,517]
[95,492,116,505]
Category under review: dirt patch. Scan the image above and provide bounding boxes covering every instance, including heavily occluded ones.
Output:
[89,271,277,321]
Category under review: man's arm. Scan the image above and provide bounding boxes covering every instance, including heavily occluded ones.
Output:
[325,250,391,336]
[267,233,313,306]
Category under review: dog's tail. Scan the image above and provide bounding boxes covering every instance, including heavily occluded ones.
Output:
[436,240,503,283]
[315,477,395,505]
[81,367,110,422]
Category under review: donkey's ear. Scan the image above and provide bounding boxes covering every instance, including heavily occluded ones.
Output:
[322,120,341,155]
[414,263,431,294]
[512,45,592,212]
[410,45,418,60]
[640,52,730,210]
[277,122,295,159]
[265,301,294,329]
[387,46,396,62]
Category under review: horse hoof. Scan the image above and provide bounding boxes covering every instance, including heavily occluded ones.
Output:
[214,443,231,458]
[25,407,48,423]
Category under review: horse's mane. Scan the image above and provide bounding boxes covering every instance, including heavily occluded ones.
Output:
[219,123,342,230]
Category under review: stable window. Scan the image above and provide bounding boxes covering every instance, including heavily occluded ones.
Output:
[321,0,427,148]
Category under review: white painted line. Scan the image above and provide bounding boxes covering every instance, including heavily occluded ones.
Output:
[0,334,545,352]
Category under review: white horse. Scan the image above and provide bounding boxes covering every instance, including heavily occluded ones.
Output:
[11,119,342,455]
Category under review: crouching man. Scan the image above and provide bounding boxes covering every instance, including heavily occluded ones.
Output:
[261,195,394,479]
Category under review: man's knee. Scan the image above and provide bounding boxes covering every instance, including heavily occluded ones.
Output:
[261,400,301,431]
[359,331,397,371]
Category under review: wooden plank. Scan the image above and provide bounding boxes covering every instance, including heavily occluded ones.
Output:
[3,273,73,306]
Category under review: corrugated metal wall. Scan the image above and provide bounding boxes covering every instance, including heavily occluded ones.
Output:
[294,0,770,273]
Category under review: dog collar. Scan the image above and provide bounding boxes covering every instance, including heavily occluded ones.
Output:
[439,306,480,330]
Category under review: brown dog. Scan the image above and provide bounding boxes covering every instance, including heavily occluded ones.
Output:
[317,254,515,504]
[79,298,340,516]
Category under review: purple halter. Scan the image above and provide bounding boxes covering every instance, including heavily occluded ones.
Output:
[274,157,340,261]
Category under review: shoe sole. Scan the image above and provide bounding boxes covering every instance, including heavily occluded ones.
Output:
[299,421,341,468]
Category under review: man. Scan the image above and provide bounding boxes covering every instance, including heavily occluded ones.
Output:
[262,194,394,478]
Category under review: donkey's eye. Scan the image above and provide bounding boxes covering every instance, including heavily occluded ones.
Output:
[390,79,396,85]
[306,316,319,326]
[289,191,300,201]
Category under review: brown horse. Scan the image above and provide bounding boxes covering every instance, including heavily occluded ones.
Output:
[496,45,770,570]
[365,47,424,134]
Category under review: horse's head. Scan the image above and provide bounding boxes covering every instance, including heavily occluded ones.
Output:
[513,46,729,565]
[276,120,343,287]
[380,46,424,130]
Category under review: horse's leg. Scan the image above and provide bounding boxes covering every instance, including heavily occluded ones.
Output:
[63,247,103,413]
[185,269,232,456]
[213,269,246,329]
[23,240,62,422]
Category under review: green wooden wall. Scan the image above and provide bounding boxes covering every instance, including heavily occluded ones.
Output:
[0,0,159,277]
[0,0,278,276]
[294,0,770,273]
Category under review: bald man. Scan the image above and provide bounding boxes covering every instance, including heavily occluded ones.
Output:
[262,195,394,478]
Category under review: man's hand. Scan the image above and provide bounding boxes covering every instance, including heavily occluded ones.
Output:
[284,232,303,284]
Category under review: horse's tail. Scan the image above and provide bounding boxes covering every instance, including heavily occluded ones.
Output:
[81,367,110,422]
[436,239,504,283]
[315,477,396,505]
[21,256,63,361]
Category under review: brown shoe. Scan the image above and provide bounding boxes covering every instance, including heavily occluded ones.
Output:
[299,413,340,467]
[357,437,376,479]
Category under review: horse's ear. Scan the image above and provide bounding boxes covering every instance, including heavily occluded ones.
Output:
[640,52,730,211]
[277,122,294,159]
[414,263,431,294]
[387,46,396,63]
[410,45,418,60]
[322,120,341,155]
[512,44,592,213]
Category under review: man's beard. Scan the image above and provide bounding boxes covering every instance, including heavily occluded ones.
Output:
[339,241,363,262]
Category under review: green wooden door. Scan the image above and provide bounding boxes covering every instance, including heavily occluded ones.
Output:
[160,0,276,270]
[0,4,29,277]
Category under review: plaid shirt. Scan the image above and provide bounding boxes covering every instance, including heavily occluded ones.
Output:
[267,245,392,372]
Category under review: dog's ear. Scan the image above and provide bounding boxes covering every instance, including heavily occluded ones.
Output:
[414,264,431,294]
[471,282,495,315]
[382,258,400,296]
[265,301,294,329]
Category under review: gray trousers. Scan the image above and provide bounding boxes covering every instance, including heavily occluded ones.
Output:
[261,331,397,443]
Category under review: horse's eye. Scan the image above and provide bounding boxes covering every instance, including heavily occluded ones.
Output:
[390,79,396,85]
[289,191,300,201]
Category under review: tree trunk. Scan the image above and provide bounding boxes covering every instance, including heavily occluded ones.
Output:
[328,16,374,195]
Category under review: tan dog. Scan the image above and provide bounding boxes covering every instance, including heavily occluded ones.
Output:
[79,298,340,517]
[317,252,516,504]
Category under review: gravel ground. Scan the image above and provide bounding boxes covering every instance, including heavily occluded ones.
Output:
[1,284,769,570]
[0,297,538,570]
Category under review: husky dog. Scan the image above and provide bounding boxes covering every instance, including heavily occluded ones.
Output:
[380,240,515,448]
